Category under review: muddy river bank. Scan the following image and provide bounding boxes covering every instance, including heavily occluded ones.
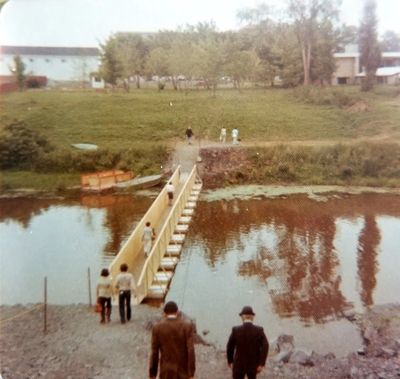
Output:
[1,303,399,379]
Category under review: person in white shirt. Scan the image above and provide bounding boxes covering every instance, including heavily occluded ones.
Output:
[232,127,239,145]
[142,221,156,257]
[96,268,113,324]
[166,182,175,206]
[114,263,137,324]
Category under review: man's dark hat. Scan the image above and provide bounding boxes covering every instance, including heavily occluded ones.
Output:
[164,301,178,314]
[239,306,255,316]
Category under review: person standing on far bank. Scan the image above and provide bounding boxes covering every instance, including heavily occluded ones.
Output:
[220,127,227,143]
[232,127,239,145]
[114,263,136,324]
[149,301,195,379]
[185,126,194,145]
[227,306,269,379]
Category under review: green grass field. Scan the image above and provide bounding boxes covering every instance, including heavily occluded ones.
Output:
[1,86,399,190]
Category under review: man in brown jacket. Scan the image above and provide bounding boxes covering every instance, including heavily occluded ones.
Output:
[149,301,195,379]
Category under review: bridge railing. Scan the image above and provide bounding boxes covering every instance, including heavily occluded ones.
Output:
[108,166,181,282]
[136,165,198,302]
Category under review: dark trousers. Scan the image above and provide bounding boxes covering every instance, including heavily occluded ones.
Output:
[98,296,112,322]
[118,290,131,323]
[233,368,257,379]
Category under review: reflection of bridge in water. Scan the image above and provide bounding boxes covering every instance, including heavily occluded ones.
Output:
[108,165,202,303]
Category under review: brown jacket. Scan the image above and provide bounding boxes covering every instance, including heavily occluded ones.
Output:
[149,316,195,379]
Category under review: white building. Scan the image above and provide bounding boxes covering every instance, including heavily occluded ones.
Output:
[0,45,100,85]
[332,50,400,85]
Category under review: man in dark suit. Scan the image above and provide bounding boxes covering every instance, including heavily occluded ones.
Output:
[149,301,195,379]
[227,306,269,379]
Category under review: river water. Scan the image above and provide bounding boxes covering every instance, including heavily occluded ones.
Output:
[0,191,399,355]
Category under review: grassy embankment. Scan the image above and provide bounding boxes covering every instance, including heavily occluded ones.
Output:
[0,86,399,191]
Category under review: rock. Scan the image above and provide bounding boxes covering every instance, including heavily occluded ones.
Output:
[343,310,357,322]
[376,347,397,358]
[277,334,295,353]
[357,346,366,355]
[202,329,209,336]
[269,338,280,355]
[289,349,314,366]
[273,350,292,363]
[350,366,360,379]
[364,326,377,343]
[323,352,336,360]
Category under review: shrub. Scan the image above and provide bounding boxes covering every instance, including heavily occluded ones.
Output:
[0,120,53,169]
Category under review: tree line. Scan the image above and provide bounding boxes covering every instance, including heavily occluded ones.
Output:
[99,0,399,92]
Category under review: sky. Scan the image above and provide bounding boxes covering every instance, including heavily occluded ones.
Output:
[0,0,399,47]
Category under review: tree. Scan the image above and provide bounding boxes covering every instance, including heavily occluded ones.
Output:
[145,47,169,90]
[115,33,149,89]
[359,0,381,91]
[10,55,26,91]
[99,36,124,87]
[288,0,340,86]
[193,35,225,95]
[380,30,400,52]
[310,20,339,84]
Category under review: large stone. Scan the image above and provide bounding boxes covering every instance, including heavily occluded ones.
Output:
[273,350,292,363]
[364,326,377,343]
[289,348,314,366]
[277,334,295,352]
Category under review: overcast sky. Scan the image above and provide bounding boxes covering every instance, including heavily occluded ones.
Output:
[0,0,399,47]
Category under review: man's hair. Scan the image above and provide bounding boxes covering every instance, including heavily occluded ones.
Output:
[101,268,109,277]
[163,301,178,314]
[120,263,128,272]
[146,221,151,226]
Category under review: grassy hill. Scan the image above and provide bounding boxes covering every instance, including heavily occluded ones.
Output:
[1,86,399,190]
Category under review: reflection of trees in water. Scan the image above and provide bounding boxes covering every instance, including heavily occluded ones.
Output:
[268,214,350,324]
[0,198,73,228]
[83,195,152,255]
[357,215,380,307]
[0,194,151,254]
[191,193,400,323]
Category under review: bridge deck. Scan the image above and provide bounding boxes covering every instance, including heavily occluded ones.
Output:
[108,164,201,303]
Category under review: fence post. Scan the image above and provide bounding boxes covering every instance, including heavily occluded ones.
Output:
[88,267,92,307]
[44,276,47,334]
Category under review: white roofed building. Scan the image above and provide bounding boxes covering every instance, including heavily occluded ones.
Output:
[332,49,400,86]
[0,45,100,86]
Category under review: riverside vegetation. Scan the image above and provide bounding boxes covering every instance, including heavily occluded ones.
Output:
[0,86,399,191]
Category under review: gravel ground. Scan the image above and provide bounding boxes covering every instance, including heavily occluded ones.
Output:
[1,303,400,379]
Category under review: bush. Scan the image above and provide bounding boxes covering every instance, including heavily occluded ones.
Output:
[292,87,360,107]
[0,120,53,169]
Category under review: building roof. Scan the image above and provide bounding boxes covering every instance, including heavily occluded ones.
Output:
[334,51,400,59]
[334,52,359,58]
[382,52,400,58]
[357,66,400,77]
[0,45,100,56]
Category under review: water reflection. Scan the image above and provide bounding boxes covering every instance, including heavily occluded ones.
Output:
[357,214,380,307]
[185,194,400,324]
[0,194,151,304]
